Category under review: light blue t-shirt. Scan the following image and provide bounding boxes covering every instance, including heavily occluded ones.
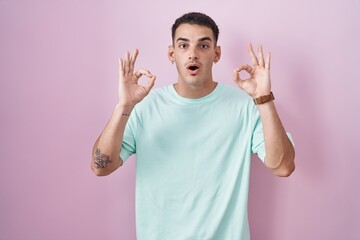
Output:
[120,83,267,240]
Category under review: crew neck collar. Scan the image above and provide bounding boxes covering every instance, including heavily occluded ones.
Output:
[168,82,224,104]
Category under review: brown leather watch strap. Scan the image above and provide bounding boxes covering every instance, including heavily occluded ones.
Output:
[253,92,275,105]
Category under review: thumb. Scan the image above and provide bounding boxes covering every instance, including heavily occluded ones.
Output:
[143,75,156,93]
[233,70,245,89]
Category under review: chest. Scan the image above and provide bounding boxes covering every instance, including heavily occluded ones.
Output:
[137,101,251,152]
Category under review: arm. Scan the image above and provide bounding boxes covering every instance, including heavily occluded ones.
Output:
[233,43,295,177]
[256,101,295,177]
[92,49,156,176]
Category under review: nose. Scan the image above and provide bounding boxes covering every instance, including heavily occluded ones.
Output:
[188,46,198,60]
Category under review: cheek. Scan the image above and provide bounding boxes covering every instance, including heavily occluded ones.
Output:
[204,59,215,67]
[174,62,183,73]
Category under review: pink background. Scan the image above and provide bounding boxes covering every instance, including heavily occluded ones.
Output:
[1,0,359,239]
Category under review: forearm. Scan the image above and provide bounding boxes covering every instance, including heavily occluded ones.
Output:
[257,101,295,177]
[91,104,134,176]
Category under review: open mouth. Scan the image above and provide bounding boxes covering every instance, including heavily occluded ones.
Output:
[188,66,199,71]
[187,64,200,74]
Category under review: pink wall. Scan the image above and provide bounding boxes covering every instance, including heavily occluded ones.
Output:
[1,0,359,239]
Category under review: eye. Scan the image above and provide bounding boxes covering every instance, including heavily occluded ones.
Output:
[179,43,187,49]
[200,44,209,49]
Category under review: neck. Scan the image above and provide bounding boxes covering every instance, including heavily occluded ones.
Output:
[174,80,218,99]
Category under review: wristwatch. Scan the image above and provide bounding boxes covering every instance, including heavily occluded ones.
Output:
[253,92,275,105]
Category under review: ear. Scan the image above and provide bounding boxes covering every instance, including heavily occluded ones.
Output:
[168,45,175,63]
[214,45,221,63]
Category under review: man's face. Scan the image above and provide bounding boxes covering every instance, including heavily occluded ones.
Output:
[169,23,221,87]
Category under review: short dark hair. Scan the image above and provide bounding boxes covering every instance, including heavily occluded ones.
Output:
[171,12,220,44]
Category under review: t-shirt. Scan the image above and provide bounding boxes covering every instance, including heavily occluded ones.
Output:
[120,83,267,240]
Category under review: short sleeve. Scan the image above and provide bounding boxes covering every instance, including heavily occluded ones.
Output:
[250,105,295,163]
[119,109,138,163]
[251,107,266,162]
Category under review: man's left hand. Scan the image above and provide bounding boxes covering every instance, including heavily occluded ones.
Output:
[233,43,271,98]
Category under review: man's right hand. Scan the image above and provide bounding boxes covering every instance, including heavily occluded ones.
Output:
[118,49,156,106]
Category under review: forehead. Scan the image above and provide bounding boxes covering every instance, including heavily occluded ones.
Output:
[174,23,214,41]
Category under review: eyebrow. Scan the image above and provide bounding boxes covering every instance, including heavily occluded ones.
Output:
[176,37,212,42]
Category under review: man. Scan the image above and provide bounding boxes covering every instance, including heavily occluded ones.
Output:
[92,12,295,240]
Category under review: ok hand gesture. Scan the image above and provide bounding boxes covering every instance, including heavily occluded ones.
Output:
[233,44,271,98]
[118,49,156,106]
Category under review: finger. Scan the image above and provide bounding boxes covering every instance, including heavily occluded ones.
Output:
[129,49,139,73]
[258,45,265,67]
[234,64,253,74]
[119,58,124,77]
[124,51,130,73]
[233,70,245,89]
[136,69,154,79]
[248,43,259,66]
[265,52,271,70]
[143,75,156,93]
[134,71,141,79]
[233,64,252,89]
[233,69,240,81]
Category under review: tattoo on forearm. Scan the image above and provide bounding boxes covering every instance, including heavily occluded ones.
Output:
[94,149,112,169]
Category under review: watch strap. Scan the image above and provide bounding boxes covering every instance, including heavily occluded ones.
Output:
[253,92,275,105]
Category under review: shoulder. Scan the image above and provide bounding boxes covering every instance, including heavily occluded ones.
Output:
[218,83,253,103]
[141,85,170,104]
[217,83,259,118]
[148,85,170,99]
[132,85,171,112]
